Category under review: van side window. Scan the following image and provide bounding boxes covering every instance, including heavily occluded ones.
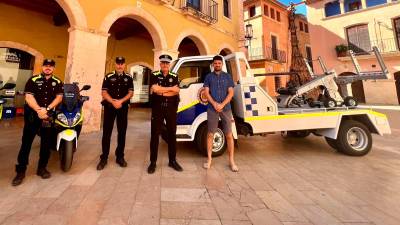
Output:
[177,60,213,88]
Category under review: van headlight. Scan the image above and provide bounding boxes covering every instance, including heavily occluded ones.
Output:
[57,113,68,124]
[73,113,81,125]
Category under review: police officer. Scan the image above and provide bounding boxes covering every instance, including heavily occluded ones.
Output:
[12,59,64,186]
[147,54,183,174]
[97,57,133,170]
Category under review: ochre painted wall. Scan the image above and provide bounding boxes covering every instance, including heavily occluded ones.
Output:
[0,3,69,79]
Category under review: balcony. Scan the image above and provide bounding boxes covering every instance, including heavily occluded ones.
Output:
[337,38,400,61]
[248,46,287,63]
[180,0,218,24]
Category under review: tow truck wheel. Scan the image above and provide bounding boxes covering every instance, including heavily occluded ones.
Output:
[344,96,358,107]
[324,137,339,150]
[336,120,372,156]
[323,97,337,108]
[195,124,227,157]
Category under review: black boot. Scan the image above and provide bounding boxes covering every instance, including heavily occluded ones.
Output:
[36,168,51,179]
[147,162,156,174]
[12,171,26,186]
[97,159,107,170]
[116,158,127,167]
[168,161,183,172]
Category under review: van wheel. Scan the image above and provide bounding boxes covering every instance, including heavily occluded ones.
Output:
[336,120,372,156]
[195,124,227,157]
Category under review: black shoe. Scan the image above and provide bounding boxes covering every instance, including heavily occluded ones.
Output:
[12,172,25,186]
[36,168,51,179]
[147,162,156,174]
[97,159,107,170]
[168,161,183,172]
[116,158,127,167]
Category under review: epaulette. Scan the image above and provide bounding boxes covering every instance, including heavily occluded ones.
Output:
[51,75,62,84]
[152,71,161,76]
[31,74,43,82]
[168,71,177,77]
[124,72,132,78]
[106,72,115,78]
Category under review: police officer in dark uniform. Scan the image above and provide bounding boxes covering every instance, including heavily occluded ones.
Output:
[147,54,183,174]
[12,59,64,186]
[97,57,133,170]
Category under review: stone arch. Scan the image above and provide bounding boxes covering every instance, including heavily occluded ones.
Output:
[173,29,210,55]
[0,41,44,74]
[99,6,167,50]
[127,61,154,71]
[218,43,235,55]
[54,0,87,28]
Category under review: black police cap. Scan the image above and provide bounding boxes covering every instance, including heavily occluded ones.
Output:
[42,59,55,66]
[159,54,172,63]
[115,56,125,64]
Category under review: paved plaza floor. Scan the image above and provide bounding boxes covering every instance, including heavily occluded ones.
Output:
[0,108,399,225]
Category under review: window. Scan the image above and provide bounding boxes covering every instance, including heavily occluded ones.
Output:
[223,0,230,18]
[344,0,362,12]
[264,5,269,16]
[299,22,304,31]
[249,6,256,17]
[276,11,281,22]
[187,0,201,11]
[346,24,371,54]
[394,18,400,50]
[366,0,387,7]
[304,23,309,33]
[177,60,213,88]
[271,35,278,60]
[306,46,313,71]
[325,1,341,17]
[270,8,275,19]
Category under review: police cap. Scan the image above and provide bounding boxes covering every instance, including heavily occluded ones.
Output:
[42,59,55,66]
[115,56,125,64]
[159,54,172,63]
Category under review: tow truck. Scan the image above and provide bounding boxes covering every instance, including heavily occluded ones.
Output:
[168,52,391,157]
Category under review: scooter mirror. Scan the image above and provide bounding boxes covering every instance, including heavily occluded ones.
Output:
[0,83,16,90]
[81,85,91,91]
[0,98,5,104]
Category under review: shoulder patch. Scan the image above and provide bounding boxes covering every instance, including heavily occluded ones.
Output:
[52,76,61,84]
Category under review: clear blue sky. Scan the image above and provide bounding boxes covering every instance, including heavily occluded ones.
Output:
[278,0,307,15]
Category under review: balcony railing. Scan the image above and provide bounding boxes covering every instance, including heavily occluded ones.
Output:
[248,46,287,63]
[181,0,218,24]
[347,38,400,55]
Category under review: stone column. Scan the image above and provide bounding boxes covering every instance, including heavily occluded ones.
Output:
[65,28,109,133]
[361,0,367,9]
[153,49,179,71]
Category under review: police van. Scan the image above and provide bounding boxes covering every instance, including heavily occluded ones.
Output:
[168,52,391,157]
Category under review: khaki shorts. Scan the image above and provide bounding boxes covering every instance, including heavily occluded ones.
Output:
[207,108,233,134]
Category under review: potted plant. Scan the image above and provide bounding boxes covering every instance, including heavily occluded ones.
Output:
[335,44,348,57]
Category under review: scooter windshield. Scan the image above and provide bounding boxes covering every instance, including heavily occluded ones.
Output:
[63,84,80,112]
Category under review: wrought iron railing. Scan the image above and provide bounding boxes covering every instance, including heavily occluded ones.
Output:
[248,46,287,63]
[347,38,399,55]
[181,0,218,24]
